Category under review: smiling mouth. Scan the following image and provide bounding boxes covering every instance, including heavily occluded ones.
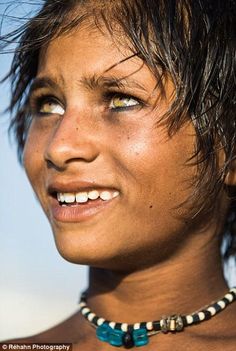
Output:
[49,188,120,222]
[56,189,120,206]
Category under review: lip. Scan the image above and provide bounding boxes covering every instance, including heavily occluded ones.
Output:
[49,196,119,223]
[47,179,120,223]
[47,180,118,194]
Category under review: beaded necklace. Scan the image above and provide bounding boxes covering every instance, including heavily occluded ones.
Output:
[78,287,236,349]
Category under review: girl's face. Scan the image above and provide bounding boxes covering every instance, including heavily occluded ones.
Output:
[24,25,198,270]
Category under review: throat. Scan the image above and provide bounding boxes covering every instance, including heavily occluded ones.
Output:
[86,245,228,323]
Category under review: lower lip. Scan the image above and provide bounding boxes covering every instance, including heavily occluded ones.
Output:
[49,197,118,223]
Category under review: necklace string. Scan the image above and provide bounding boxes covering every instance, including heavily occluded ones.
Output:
[78,287,236,349]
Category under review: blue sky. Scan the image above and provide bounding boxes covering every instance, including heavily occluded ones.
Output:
[0,2,87,340]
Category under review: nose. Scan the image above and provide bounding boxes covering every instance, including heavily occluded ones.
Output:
[44,109,100,170]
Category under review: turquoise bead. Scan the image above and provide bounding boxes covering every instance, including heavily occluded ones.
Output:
[133,328,149,347]
[97,324,149,348]
[108,328,124,347]
[97,324,125,347]
[96,323,111,342]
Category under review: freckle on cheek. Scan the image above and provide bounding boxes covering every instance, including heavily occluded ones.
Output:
[149,205,153,209]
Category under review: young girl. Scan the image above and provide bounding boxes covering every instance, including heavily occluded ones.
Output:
[2,0,236,349]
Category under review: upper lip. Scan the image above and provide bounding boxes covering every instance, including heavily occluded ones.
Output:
[47,180,119,195]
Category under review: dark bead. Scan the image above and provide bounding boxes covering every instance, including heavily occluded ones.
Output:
[213,303,222,313]
[202,310,212,320]
[153,321,161,331]
[123,332,134,349]
[192,313,200,323]
[222,297,230,306]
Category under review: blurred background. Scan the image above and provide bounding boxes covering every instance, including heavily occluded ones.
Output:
[0,0,235,342]
[0,1,87,340]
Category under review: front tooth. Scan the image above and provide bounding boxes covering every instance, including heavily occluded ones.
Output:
[64,193,76,203]
[88,190,99,200]
[57,193,65,202]
[112,191,119,198]
[76,192,88,203]
[100,191,113,201]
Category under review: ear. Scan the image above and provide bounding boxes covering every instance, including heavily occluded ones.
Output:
[224,159,236,186]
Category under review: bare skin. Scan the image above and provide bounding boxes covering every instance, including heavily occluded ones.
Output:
[5,23,236,350]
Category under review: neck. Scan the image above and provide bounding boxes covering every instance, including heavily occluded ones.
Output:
[86,226,228,323]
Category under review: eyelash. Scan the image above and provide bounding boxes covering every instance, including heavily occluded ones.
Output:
[30,91,144,117]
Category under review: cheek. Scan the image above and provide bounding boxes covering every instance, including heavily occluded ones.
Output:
[115,122,196,213]
[23,124,46,190]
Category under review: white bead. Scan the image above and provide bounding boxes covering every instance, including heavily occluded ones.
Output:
[207,307,216,316]
[134,323,140,330]
[88,313,96,322]
[186,315,193,324]
[217,300,226,309]
[109,322,116,329]
[225,293,233,302]
[79,302,86,309]
[198,312,205,321]
[230,288,236,294]
[121,323,128,332]
[146,322,153,331]
[82,307,90,315]
[97,318,105,326]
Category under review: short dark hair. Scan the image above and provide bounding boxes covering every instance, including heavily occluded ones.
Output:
[1,0,236,259]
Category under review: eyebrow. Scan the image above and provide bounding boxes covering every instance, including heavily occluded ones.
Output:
[29,77,61,95]
[79,74,147,92]
[29,73,147,96]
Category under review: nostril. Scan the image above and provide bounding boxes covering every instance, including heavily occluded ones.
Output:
[46,159,66,171]
[46,160,54,168]
[46,159,56,169]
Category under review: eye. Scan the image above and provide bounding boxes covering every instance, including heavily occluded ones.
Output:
[30,94,65,117]
[39,99,65,115]
[109,94,140,111]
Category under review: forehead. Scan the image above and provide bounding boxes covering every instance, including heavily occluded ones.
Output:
[37,24,158,91]
[40,25,128,69]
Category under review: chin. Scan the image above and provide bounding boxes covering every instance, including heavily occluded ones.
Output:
[52,228,118,268]
[53,234,156,272]
[52,234,141,272]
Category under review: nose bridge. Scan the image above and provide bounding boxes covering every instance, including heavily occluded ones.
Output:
[44,108,100,168]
